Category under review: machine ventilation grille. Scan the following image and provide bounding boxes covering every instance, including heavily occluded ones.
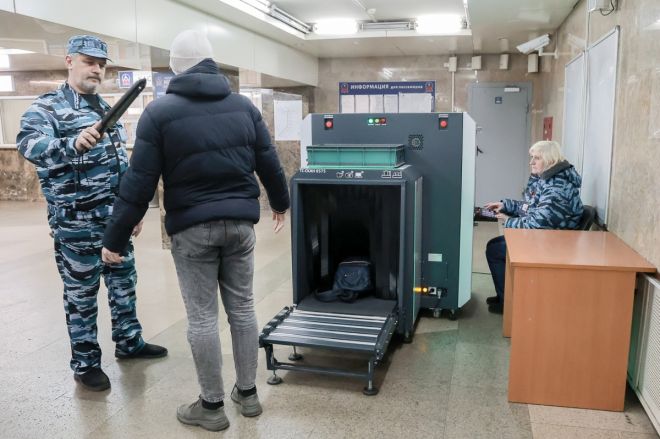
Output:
[408,134,424,150]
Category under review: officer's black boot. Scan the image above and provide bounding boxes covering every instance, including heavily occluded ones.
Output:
[74,367,110,391]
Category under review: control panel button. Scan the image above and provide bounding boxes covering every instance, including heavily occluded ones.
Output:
[324,116,334,130]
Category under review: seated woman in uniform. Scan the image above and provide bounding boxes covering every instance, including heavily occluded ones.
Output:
[483,140,584,313]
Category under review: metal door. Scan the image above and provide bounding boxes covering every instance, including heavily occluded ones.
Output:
[468,83,531,206]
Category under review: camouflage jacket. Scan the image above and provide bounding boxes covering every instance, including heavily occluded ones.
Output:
[502,161,583,230]
[17,83,129,225]
[501,174,540,218]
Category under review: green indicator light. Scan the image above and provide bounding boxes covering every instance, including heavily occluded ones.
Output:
[368,118,374,124]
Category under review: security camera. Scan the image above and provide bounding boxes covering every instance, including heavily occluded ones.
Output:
[516,34,550,54]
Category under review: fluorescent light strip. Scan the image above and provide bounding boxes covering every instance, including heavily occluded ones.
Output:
[416,14,463,34]
[313,19,358,35]
[361,21,414,31]
[0,49,35,55]
[240,0,270,13]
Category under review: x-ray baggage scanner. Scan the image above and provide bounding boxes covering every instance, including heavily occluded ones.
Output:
[260,113,476,394]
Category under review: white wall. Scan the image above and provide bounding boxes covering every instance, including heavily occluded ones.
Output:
[8,0,318,86]
[0,0,14,12]
[15,0,138,43]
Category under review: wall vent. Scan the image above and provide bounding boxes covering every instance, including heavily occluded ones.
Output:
[631,274,660,435]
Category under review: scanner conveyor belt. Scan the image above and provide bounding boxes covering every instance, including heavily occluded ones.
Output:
[260,307,397,358]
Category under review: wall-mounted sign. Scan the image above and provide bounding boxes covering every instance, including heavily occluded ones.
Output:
[339,81,436,113]
[118,70,154,89]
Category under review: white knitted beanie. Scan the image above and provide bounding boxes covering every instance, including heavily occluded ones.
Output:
[169,30,214,74]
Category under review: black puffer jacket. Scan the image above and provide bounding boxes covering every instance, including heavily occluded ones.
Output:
[103,59,289,252]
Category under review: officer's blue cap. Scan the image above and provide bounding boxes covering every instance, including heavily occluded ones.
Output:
[67,35,111,61]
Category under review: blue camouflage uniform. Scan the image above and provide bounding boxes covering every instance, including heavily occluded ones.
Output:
[17,80,144,374]
[485,162,584,302]
[502,161,583,229]
[500,174,540,218]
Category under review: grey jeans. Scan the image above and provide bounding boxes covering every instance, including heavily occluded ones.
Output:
[171,219,258,403]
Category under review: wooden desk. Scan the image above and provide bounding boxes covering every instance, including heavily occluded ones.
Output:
[502,229,655,411]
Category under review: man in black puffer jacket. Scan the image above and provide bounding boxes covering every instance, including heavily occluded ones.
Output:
[102,30,289,432]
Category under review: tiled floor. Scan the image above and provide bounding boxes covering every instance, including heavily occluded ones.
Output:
[0,201,657,438]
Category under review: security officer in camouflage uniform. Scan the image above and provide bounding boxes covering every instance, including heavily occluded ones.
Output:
[16,35,167,391]
[483,140,583,313]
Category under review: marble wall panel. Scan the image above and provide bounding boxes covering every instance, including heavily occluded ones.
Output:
[0,150,41,201]
[541,0,659,269]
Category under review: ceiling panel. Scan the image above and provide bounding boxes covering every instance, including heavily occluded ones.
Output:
[469,0,576,53]
[168,1,578,57]
[306,33,472,59]
[0,1,580,77]
[359,0,465,20]
[0,10,144,71]
[274,0,366,22]
[275,0,465,22]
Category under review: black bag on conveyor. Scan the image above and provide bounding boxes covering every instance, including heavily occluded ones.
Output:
[315,258,373,303]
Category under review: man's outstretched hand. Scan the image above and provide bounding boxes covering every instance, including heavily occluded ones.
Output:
[272,210,286,233]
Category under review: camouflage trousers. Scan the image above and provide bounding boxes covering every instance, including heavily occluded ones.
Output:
[53,218,144,374]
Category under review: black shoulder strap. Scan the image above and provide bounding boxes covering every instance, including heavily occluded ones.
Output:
[314,288,343,302]
[314,288,359,303]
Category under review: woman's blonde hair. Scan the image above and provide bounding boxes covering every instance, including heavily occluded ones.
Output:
[529,140,565,171]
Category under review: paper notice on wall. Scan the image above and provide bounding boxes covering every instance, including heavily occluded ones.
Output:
[340,95,355,113]
[369,95,384,113]
[274,100,303,141]
[355,95,369,113]
[398,93,433,113]
[384,94,399,113]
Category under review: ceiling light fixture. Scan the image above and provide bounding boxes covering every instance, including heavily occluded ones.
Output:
[236,0,311,34]
[416,14,464,34]
[269,7,312,34]
[0,48,35,55]
[0,54,9,69]
[240,0,271,14]
[313,19,359,36]
[361,21,414,31]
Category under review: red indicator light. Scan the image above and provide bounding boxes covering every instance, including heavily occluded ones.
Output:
[440,119,448,128]
[324,120,333,129]
[381,118,386,124]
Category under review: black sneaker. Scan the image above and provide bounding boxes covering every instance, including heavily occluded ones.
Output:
[115,342,168,360]
[74,367,110,391]
[488,303,504,314]
[486,296,500,305]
